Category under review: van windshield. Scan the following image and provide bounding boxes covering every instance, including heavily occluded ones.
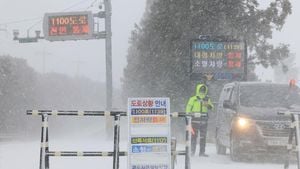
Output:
[240,85,300,108]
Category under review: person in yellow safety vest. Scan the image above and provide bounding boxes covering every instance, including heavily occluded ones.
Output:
[186,83,214,157]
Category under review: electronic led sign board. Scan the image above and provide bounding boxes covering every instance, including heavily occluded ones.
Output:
[190,39,246,81]
[43,11,94,41]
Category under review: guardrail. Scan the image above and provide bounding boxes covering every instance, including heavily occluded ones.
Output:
[27,110,204,169]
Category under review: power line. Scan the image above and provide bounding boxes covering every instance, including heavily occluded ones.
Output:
[62,0,95,12]
[25,0,98,33]
[85,0,100,11]
[27,20,43,33]
[0,0,96,27]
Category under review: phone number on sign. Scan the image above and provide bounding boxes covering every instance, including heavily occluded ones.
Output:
[131,108,167,115]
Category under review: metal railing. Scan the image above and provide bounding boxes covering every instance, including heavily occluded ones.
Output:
[27,110,203,169]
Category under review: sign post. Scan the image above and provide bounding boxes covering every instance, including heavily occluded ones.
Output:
[128,98,171,169]
[42,5,113,138]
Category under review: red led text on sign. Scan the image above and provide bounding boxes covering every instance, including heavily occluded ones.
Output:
[48,15,89,36]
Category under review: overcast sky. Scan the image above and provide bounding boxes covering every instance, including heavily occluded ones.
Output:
[0,0,299,88]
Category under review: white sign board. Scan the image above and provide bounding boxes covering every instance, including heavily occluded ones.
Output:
[128,98,171,169]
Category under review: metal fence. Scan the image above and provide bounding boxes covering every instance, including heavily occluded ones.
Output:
[27,110,201,169]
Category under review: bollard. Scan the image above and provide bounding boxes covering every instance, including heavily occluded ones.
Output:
[171,137,177,169]
[39,114,49,169]
[113,114,121,169]
[185,116,191,169]
[45,115,50,169]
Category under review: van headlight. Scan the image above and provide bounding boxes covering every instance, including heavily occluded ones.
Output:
[238,117,248,128]
[234,117,256,135]
[236,117,254,129]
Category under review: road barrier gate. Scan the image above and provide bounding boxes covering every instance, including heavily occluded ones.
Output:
[278,110,300,169]
[27,110,200,169]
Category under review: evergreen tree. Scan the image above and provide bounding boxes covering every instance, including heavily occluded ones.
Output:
[0,55,37,133]
[274,53,298,83]
[123,0,292,111]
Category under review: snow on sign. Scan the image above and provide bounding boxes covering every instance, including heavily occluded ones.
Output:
[128,98,171,169]
[190,39,247,81]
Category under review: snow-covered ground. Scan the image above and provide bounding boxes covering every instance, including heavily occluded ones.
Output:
[0,139,295,169]
[0,119,295,169]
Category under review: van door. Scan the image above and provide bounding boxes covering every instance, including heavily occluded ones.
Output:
[221,86,236,147]
[216,87,227,132]
[217,86,231,146]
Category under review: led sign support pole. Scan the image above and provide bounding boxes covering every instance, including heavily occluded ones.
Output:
[13,29,44,43]
[105,0,112,112]
[104,0,113,138]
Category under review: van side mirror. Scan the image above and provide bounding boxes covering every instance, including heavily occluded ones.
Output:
[223,100,237,110]
[223,100,233,109]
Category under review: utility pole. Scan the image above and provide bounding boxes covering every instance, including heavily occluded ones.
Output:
[104,0,113,139]
[35,48,52,74]
[74,58,85,77]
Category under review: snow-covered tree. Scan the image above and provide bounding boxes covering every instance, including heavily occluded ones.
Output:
[0,55,37,133]
[274,53,298,83]
[123,0,292,111]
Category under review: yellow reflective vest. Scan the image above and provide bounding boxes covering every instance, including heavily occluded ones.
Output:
[185,83,214,114]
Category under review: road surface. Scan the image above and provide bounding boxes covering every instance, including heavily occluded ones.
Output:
[0,139,294,169]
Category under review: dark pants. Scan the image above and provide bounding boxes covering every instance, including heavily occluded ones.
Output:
[191,117,208,155]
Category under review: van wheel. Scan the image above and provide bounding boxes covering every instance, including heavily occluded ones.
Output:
[216,140,226,155]
[230,134,240,161]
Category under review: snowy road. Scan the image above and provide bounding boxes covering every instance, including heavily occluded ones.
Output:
[0,139,294,169]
